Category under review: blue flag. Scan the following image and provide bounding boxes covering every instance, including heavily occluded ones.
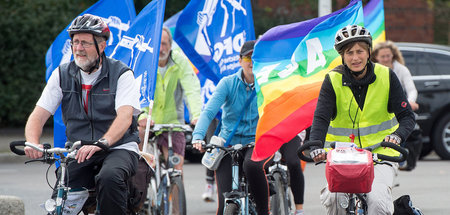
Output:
[174,0,255,84]
[45,0,136,80]
[111,0,166,108]
[46,0,136,148]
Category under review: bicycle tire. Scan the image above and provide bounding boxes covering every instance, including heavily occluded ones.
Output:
[224,202,239,215]
[270,172,290,215]
[146,177,158,215]
[163,175,186,215]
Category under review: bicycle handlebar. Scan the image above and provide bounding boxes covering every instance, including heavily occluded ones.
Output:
[297,141,408,163]
[9,140,109,157]
[370,141,408,162]
[297,140,322,163]
[202,142,254,153]
[151,124,193,132]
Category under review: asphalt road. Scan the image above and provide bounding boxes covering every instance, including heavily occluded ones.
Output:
[1,129,449,214]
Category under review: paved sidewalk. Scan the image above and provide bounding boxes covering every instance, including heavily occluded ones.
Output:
[0,128,53,163]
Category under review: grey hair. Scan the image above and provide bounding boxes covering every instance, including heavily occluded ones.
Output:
[162,27,173,46]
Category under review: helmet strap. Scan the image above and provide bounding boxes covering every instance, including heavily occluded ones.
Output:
[85,35,101,74]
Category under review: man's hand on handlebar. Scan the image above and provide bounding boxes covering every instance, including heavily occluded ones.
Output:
[24,142,43,159]
[75,139,109,163]
[75,145,102,163]
[192,139,205,153]
[190,118,198,126]
[138,118,155,128]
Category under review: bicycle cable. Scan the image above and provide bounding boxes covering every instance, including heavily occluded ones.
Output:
[46,162,55,190]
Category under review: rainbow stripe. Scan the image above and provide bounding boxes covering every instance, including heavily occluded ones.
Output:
[364,0,386,45]
[251,0,364,161]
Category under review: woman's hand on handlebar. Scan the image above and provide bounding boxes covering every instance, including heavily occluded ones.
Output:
[24,142,43,159]
[310,148,326,163]
[384,133,402,145]
[192,139,205,153]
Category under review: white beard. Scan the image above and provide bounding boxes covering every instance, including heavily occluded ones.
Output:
[74,52,97,71]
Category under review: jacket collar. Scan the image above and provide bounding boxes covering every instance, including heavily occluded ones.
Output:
[333,62,376,87]
[238,69,254,90]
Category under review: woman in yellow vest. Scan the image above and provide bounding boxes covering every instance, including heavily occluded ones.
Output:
[307,25,415,214]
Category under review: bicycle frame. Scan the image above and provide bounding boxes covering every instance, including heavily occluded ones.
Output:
[204,143,256,214]
[228,147,250,214]
[268,151,294,215]
[10,140,106,215]
[147,124,191,215]
[54,154,69,215]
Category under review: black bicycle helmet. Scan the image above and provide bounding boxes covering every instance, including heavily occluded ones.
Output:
[68,14,110,40]
[334,25,372,53]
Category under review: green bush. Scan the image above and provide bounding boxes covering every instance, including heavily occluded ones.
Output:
[0,0,96,127]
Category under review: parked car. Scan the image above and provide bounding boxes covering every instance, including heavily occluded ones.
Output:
[396,42,450,160]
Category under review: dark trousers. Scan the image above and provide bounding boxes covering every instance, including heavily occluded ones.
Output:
[279,135,305,204]
[63,149,138,214]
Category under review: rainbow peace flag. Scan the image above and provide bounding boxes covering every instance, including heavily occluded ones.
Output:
[364,0,385,44]
[251,0,364,161]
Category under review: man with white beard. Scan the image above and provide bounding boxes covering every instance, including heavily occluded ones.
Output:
[24,14,141,214]
[138,27,202,172]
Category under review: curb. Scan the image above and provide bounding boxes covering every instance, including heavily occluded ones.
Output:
[0,195,25,215]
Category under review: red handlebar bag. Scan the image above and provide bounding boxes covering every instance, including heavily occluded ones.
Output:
[326,147,374,193]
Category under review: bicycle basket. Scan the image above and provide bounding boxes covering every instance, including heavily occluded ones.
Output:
[326,147,374,193]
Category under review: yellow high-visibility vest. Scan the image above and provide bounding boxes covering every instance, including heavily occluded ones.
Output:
[326,63,399,157]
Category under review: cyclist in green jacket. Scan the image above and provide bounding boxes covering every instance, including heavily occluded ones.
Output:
[138,27,202,172]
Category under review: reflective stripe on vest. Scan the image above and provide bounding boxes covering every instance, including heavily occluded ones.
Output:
[326,63,399,157]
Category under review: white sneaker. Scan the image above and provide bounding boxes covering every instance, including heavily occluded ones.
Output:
[295,209,305,215]
[202,184,215,202]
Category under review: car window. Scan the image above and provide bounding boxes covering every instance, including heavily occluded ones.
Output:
[429,52,450,76]
[416,52,435,76]
[402,51,417,76]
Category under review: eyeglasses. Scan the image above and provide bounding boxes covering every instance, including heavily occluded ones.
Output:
[242,55,252,63]
[70,40,95,48]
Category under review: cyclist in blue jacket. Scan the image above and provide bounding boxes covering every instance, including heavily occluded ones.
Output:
[192,40,306,215]
[192,40,265,215]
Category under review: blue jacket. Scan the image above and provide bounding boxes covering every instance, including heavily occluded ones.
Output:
[192,69,259,146]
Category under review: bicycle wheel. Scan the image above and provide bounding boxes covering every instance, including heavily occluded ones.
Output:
[224,202,239,215]
[270,172,290,215]
[146,177,158,215]
[162,175,186,215]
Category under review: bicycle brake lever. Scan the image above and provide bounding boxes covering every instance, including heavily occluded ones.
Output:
[24,158,47,164]
[374,160,393,167]
[314,161,326,166]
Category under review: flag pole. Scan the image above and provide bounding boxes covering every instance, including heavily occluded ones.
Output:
[142,100,154,153]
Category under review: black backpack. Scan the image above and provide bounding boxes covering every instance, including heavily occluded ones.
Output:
[128,156,153,213]
[393,195,424,215]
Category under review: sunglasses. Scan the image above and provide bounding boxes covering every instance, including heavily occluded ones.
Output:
[242,55,252,62]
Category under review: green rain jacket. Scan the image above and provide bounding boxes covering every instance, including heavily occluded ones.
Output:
[139,49,202,125]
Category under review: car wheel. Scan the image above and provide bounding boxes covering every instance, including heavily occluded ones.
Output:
[419,142,433,159]
[432,112,450,160]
